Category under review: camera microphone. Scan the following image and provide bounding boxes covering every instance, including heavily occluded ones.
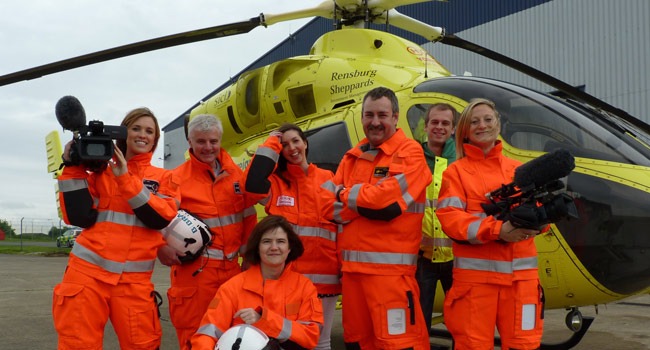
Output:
[55,95,86,131]
[514,149,575,190]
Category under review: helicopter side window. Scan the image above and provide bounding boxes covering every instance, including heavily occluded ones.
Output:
[288,85,317,118]
[304,122,351,173]
[406,104,429,143]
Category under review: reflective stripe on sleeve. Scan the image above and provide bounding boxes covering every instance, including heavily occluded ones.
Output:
[127,187,150,209]
[437,196,466,210]
[196,323,223,339]
[256,146,280,163]
[277,318,293,341]
[58,178,88,192]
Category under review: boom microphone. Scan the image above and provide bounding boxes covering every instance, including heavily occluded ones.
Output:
[514,149,575,190]
[55,95,86,131]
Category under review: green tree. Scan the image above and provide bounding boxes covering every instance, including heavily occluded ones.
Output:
[0,220,16,237]
[49,226,67,238]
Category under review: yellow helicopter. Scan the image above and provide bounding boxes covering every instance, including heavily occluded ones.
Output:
[3,1,649,348]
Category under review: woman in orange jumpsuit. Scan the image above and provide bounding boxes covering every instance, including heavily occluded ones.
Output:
[244,123,340,350]
[191,215,324,350]
[53,108,180,350]
[436,98,545,350]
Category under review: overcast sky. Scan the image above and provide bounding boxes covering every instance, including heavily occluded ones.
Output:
[0,0,320,228]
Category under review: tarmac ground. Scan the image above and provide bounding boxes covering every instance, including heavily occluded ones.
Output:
[0,253,648,349]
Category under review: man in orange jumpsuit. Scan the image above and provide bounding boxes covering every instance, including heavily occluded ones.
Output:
[157,114,257,350]
[321,87,432,350]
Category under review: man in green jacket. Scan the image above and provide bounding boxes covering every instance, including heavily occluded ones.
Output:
[416,103,458,333]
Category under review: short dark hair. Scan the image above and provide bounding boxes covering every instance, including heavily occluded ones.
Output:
[244,215,304,265]
[424,103,459,127]
[362,87,399,114]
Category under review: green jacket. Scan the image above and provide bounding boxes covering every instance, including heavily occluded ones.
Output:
[420,138,456,262]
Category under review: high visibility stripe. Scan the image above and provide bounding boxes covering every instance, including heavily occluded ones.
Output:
[406,202,425,214]
[513,256,539,270]
[128,187,150,209]
[333,202,348,224]
[256,146,280,163]
[58,178,88,192]
[347,184,361,212]
[277,318,292,341]
[472,212,488,219]
[426,198,438,208]
[455,256,538,273]
[467,219,482,243]
[292,224,336,242]
[196,323,222,338]
[72,242,155,273]
[438,196,466,210]
[96,210,148,229]
[420,236,453,248]
[321,180,337,193]
[203,212,244,228]
[342,250,417,266]
[244,205,257,217]
[303,273,341,285]
[259,195,271,206]
[206,249,238,261]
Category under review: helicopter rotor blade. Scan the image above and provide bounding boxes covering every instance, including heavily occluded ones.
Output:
[0,18,265,87]
[373,8,443,41]
[439,33,649,132]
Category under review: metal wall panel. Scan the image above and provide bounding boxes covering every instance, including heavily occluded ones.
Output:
[424,0,649,123]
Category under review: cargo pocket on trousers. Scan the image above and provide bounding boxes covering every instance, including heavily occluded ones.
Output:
[167,286,199,328]
[129,303,162,345]
[52,283,86,340]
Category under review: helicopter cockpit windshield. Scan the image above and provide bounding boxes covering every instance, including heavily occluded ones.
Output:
[407,76,650,296]
[411,77,650,166]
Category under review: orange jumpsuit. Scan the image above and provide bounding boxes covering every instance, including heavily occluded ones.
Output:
[321,129,432,350]
[190,263,324,350]
[244,135,341,295]
[168,149,257,350]
[436,141,545,350]
[53,152,180,350]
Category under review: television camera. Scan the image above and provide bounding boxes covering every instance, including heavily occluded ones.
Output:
[481,149,580,230]
[55,95,127,172]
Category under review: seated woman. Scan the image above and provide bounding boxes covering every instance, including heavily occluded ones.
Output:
[191,215,324,350]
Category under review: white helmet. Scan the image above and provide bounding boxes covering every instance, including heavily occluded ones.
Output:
[162,210,212,263]
[215,324,278,350]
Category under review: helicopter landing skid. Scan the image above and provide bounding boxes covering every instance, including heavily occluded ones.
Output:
[428,316,595,350]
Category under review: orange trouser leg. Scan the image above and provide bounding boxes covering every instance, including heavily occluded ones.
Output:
[443,281,499,350]
[341,272,430,350]
[496,279,544,350]
[168,259,241,350]
[108,281,162,350]
[53,268,109,350]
